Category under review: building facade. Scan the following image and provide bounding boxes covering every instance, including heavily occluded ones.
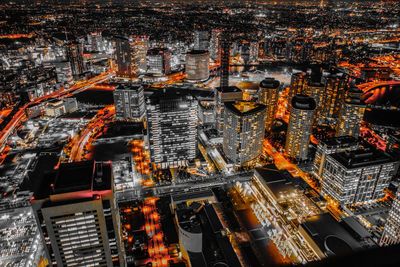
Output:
[258,78,280,131]
[321,148,397,205]
[223,101,266,165]
[185,50,210,81]
[113,83,146,122]
[285,94,316,161]
[31,161,126,267]
[336,97,366,138]
[146,48,170,75]
[380,189,400,246]
[147,88,197,169]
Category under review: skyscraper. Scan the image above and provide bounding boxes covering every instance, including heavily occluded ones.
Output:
[215,86,243,135]
[185,50,210,82]
[147,48,170,75]
[380,189,400,246]
[336,97,366,138]
[209,29,221,61]
[147,88,197,169]
[113,83,146,121]
[220,30,231,88]
[285,94,316,161]
[321,72,347,122]
[321,148,397,205]
[65,41,85,77]
[258,78,280,131]
[303,80,325,124]
[31,161,126,267]
[193,31,209,51]
[223,101,266,165]
[114,36,147,78]
[288,71,306,103]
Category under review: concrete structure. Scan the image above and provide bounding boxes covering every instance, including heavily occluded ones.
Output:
[185,50,209,82]
[215,86,243,135]
[31,161,126,267]
[147,88,197,169]
[258,78,280,131]
[321,148,397,205]
[380,189,400,246]
[313,136,360,181]
[113,83,146,121]
[223,101,266,165]
[336,97,366,138]
[147,48,170,75]
[285,94,316,161]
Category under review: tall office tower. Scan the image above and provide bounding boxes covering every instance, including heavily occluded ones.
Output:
[193,31,209,51]
[321,148,397,205]
[313,136,359,181]
[380,189,400,246]
[303,80,325,124]
[114,36,147,78]
[258,78,280,131]
[223,101,266,165]
[220,30,231,88]
[321,72,347,122]
[288,72,306,104]
[285,94,316,161]
[215,86,243,135]
[185,50,210,82]
[113,83,146,121]
[31,161,126,267]
[65,41,85,77]
[147,88,197,169]
[114,36,139,78]
[209,29,221,61]
[336,97,366,138]
[135,36,148,72]
[146,48,170,75]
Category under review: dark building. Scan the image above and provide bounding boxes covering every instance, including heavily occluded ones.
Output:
[30,161,126,267]
[147,88,197,169]
[113,83,146,121]
[65,42,85,77]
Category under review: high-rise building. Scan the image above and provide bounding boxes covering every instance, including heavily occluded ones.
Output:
[321,72,347,122]
[209,29,220,61]
[336,97,366,138]
[31,161,126,267]
[288,71,306,103]
[146,48,170,75]
[303,80,325,124]
[380,189,400,246]
[113,83,146,121]
[313,136,360,181]
[220,30,231,88]
[147,88,197,169]
[258,78,280,131]
[185,50,210,82]
[193,31,209,51]
[114,36,147,78]
[223,101,266,165]
[285,94,316,161]
[65,41,85,77]
[215,86,243,135]
[321,148,397,205]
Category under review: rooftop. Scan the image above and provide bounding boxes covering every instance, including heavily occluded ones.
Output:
[331,147,395,169]
[301,213,362,257]
[225,101,266,116]
[292,94,316,110]
[259,78,280,89]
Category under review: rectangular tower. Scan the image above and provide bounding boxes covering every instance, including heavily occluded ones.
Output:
[31,161,126,267]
